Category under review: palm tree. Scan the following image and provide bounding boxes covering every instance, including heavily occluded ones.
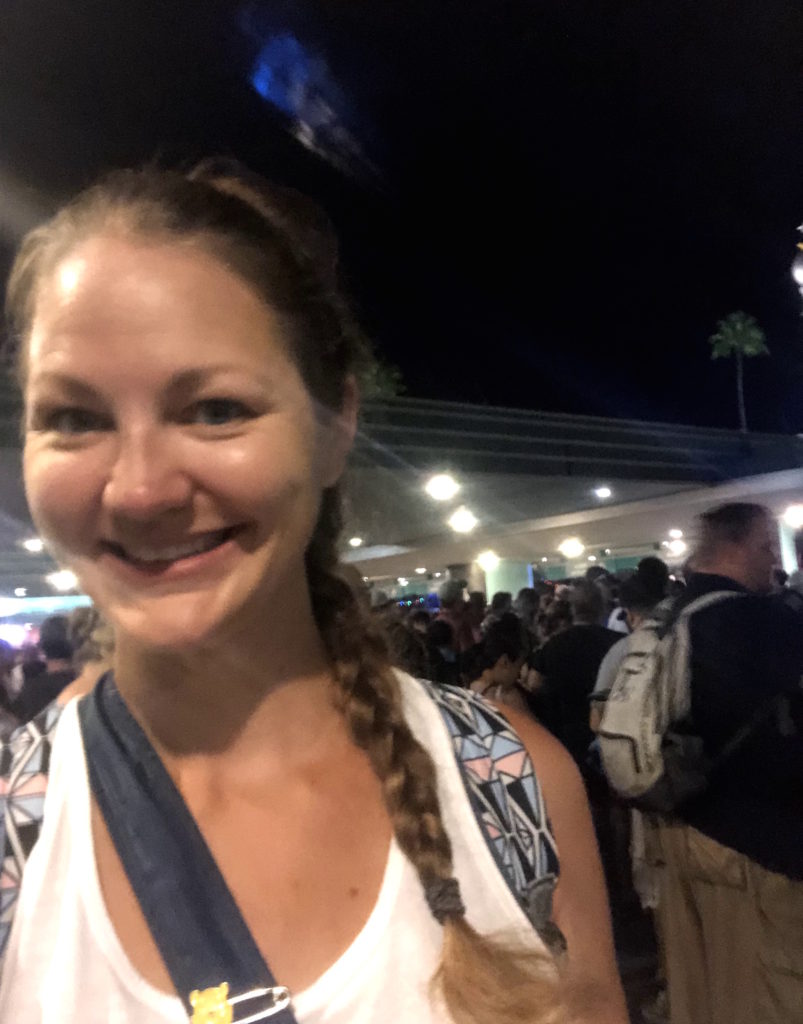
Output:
[708,311,769,433]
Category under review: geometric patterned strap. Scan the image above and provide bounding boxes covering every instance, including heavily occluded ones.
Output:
[0,702,63,960]
[425,682,564,954]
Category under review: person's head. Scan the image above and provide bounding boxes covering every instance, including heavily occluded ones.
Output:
[618,576,659,631]
[538,597,573,640]
[438,579,465,612]
[38,614,73,663]
[10,164,362,652]
[693,502,777,593]
[513,587,538,628]
[489,591,512,616]
[635,556,669,603]
[480,613,529,689]
[408,608,431,634]
[466,590,486,626]
[427,617,455,651]
[568,580,605,625]
[6,164,561,1023]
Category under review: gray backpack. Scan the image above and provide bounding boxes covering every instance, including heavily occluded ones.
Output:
[598,591,742,811]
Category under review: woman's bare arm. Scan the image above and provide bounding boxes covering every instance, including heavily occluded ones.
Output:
[495,706,628,1024]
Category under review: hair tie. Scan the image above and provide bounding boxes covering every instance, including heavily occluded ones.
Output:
[425,876,466,924]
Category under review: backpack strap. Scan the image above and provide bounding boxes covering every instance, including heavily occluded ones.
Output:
[0,702,63,960]
[424,681,565,955]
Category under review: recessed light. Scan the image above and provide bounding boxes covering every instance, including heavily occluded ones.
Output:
[594,486,612,500]
[47,570,77,592]
[425,474,460,501]
[476,550,500,572]
[348,537,363,548]
[783,505,803,529]
[22,538,44,553]
[668,529,684,539]
[415,567,427,574]
[558,537,585,559]
[448,507,478,533]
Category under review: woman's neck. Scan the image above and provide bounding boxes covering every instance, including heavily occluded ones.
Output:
[111,586,340,771]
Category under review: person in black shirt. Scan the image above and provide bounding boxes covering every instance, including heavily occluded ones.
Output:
[657,502,803,1024]
[529,581,620,764]
[12,615,77,723]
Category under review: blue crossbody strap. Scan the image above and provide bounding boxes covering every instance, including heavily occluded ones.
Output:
[78,674,298,1024]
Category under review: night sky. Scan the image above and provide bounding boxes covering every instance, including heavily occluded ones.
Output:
[1,0,802,431]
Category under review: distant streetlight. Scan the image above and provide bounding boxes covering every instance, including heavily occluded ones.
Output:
[425,474,460,501]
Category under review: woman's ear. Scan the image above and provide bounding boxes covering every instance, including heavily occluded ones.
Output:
[319,374,359,488]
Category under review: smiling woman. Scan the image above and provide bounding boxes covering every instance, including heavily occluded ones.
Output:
[0,164,626,1024]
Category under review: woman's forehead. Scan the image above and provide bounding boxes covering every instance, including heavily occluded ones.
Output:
[27,234,289,375]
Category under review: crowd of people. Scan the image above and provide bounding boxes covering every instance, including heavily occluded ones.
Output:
[0,157,798,1024]
[378,504,803,1024]
[0,607,112,737]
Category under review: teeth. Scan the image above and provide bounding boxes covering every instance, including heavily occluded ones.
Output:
[123,532,226,564]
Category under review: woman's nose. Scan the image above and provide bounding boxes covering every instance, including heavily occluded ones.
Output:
[102,427,192,521]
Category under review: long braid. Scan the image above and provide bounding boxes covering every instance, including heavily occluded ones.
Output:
[307,490,567,1024]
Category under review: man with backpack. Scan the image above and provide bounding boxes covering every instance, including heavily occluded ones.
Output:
[602,503,803,1024]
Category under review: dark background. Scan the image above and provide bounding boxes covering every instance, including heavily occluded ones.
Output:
[1,0,802,431]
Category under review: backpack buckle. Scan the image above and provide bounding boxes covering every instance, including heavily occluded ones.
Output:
[190,982,292,1023]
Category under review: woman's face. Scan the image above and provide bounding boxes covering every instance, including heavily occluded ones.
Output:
[23,234,352,650]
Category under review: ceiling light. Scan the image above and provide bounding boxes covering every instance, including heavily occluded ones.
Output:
[604,548,612,555]
[594,486,612,500]
[434,571,442,578]
[425,473,460,501]
[47,570,77,592]
[397,577,408,586]
[669,528,684,539]
[23,537,44,553]
[348,537,363,548]
[541,557,548,563]
[448,507,478,533]
[588,555,597,562]
[558,537,585,559]
[415,567,427,574]
[476,550,500,572]
[667,539,687,557]
[14,587,26,597]
[783,505,803,529]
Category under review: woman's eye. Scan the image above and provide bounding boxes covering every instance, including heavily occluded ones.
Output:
[39,408,109,434]
[187,398,253,426]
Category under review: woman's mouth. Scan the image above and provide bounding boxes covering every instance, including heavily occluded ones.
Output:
[101,526,242,575]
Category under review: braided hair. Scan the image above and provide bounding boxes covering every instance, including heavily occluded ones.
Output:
[6,163,565,1024]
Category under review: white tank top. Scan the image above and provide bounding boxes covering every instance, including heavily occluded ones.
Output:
[0,673,550,1024]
